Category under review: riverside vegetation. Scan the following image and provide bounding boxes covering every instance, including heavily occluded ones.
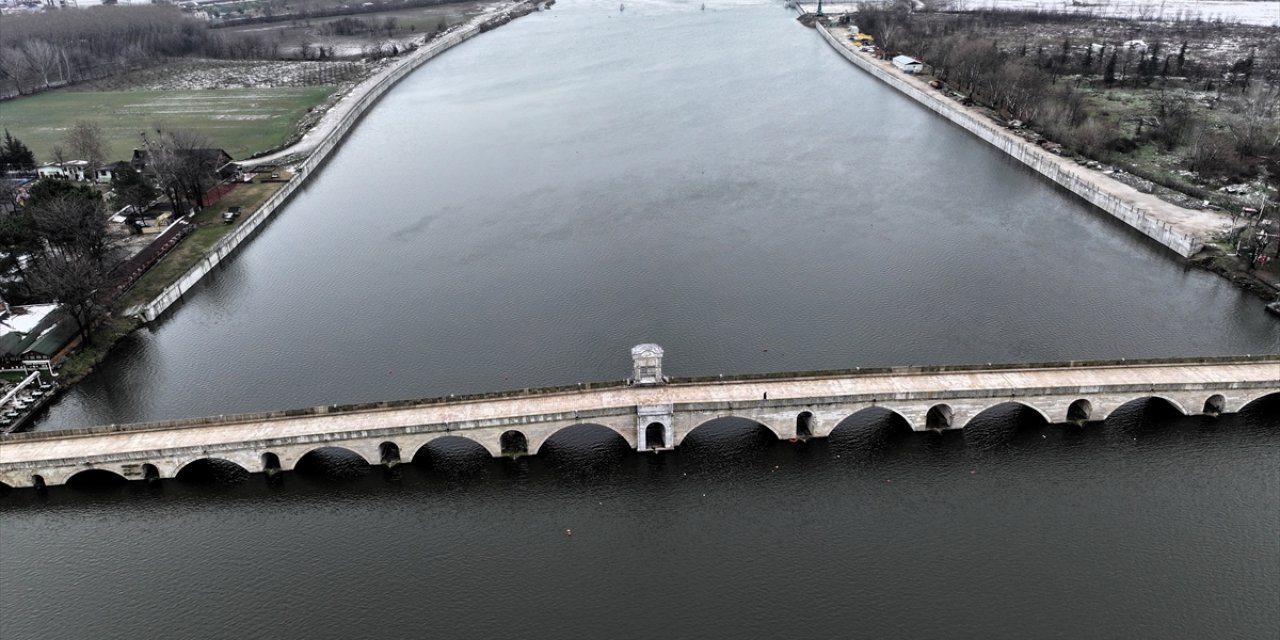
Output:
[850,4,1280,280]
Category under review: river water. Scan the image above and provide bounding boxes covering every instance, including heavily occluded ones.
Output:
[3,1,1278,638]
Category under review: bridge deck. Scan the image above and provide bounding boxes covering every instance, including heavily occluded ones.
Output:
[2,359,1276,467]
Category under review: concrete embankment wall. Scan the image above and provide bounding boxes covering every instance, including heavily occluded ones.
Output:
[138,2,535,323]
[815,25,1201,258]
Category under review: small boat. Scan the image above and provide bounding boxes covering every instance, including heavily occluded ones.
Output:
[1266,301,1280,317]
[4,410,19,418]
[39,382,53,391]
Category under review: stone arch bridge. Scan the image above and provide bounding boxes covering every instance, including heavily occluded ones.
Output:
[1,352,1276,489]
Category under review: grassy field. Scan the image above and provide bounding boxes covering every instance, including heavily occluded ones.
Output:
[0,87,335,164]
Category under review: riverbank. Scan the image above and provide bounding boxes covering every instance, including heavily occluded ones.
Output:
[43,1,541,393]
[810,20,1279,304]
[814,22,1233,258]
[136,0,541,323]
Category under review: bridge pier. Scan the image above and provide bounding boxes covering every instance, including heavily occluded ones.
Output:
[637,404,673,451]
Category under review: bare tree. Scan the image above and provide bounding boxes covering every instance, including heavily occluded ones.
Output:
[1225,84,1280,158]
[142,128,223,212]
[29,191,115,267]
[1149,87,1196,149]
[0,47,31,95]
[64,121,108,175]
[24,251,109,342]
[19,39,64,90]
[49,144,67,171]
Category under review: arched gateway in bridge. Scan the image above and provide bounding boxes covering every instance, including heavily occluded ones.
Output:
[1,348,1276,489]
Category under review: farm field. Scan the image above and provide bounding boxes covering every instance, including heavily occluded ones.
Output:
[0,86,335,164]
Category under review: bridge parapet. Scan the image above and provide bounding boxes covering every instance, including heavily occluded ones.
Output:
[1,350,1275,489]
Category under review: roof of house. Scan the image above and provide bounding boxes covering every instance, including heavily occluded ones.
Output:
[24,319,79,357]
[0,303,77,359]
[892,55,922,66]
[0,303,59,335]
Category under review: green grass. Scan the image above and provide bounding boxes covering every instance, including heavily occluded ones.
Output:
[0,87,335,164]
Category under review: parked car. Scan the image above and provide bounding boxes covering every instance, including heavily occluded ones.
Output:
[222,206,241,224]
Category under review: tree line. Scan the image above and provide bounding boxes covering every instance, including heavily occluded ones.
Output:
[0,5,305,97]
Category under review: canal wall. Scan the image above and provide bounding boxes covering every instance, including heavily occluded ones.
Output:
[815,24,1211,258]
[136,2,538,323]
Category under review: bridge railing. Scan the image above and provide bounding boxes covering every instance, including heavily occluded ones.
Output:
[5,354,1276,443]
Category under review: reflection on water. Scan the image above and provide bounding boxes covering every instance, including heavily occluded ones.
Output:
[3,398,1277,639]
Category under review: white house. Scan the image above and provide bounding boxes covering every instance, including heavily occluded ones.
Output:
[36,160,91,182]
[94,161,132,184]
[892,55,924,74]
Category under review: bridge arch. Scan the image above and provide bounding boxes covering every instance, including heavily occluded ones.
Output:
[379,441,402,466]
[500,430,529,457]
[412,435,494,469]
[175,457,252,483]
[925,404,954,430]
[262,452,283,474]
[830,406,915,436]
[415,435,494,458]
[676,415,782,447]
[643,421,669,449]
[534,423,630,455]
[175,457,251,477]
[292,446,372,476]
[795,411,815,439]
[66,468,129,489]
[1110,395,1189,419]
[1240,391,1280,413]
[1067,398,1094,423]
[1202,394,1226,417]
[827,407,915,451]
[962,401,1051,429]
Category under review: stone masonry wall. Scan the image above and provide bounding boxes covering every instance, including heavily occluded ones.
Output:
[816,24,1202,257]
